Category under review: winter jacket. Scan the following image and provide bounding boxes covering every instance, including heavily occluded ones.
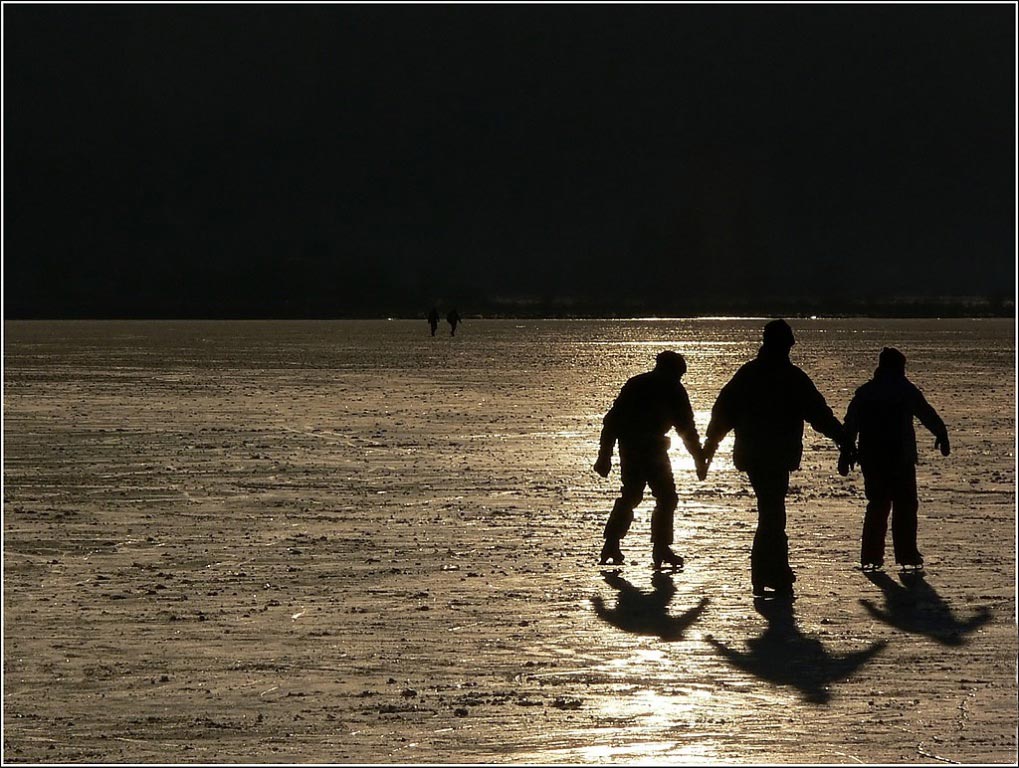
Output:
[599,370,701,456]
[843,369,946,468]
[706,346,845,472]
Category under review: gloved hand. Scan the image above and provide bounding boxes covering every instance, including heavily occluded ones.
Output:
[837,447,856,477]
[935,432,950,457]
[695,449,709,481]
[593,452,612,478]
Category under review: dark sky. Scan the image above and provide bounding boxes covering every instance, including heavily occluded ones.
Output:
[4,4,1015,317]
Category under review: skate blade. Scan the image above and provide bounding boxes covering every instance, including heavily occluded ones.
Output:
[652,561,684,571]
[753,591,796,602]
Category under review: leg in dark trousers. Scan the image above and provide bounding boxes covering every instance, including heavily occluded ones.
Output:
[747,468,793,590]
[889,464,921,565]
[603,446,648,543]
[861,465,892,566]
[646,449,679,546]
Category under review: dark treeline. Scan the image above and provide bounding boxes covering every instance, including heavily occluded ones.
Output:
[6,294,1013,320]
[468,296,1016,320]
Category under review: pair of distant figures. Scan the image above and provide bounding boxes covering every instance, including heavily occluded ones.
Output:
[428,308,461,336]
[594,319,950,599]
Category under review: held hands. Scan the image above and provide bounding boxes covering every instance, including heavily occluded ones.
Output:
[837,447,857,477]
[694,446,709,481]
[700,439,718,480]
[593,452,612,478]
[935,432,950,457]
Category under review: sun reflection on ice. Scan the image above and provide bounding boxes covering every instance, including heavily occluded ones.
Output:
[670,422,734,475]
[576,739,715,763]
[582,686,721,763]
[599,678,711,720]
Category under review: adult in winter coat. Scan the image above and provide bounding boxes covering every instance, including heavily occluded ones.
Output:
[840,347,949,570]
[703,320,847,597]
[594,351,706,570]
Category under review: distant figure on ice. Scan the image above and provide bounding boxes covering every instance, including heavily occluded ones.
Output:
[427,307,440,336]
[594,351,705,570]
[703,320,847,598]
[839,347,950,572]
[447,308,462,336]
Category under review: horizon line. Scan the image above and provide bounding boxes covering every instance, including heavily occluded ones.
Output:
[4,314,1016,322]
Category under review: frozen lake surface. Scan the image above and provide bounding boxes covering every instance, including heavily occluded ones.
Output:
[3,318,1016,763]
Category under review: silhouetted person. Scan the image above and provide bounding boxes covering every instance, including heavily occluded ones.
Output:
[703,320,847,597]
[839,347,949,570]
[591,571,708,641]
[594,351,705,569]
[427,307,440,336]
[447,309,461,336]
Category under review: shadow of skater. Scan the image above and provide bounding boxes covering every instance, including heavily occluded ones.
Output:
[591,571,708,642]
[706,599,886,704]
[860,570,992,646]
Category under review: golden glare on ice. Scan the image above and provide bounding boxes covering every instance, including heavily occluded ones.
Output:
[3,318,1015,764]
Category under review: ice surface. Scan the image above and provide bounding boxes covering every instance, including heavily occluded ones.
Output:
[4,318,1015,763]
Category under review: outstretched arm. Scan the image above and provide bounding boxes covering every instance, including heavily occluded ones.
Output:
[801,373,846,448]
[594,418,616,477]
[842,394,861,447]
[838,396,861,476]
[911,384,949,455]
[672,387,705,479]
[595,392,623,477]
[702,380,737,474]
[682,432,706,480]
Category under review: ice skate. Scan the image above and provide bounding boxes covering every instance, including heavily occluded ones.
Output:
[752,582,795,600]
[599,539,624,566]
[652,544,684,571]
[770,583,795,599]
[898,551,924,572]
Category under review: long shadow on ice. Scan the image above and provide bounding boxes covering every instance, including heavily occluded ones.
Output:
[706,598,886,704]
[860,570,992,645]
[592,571,708,642]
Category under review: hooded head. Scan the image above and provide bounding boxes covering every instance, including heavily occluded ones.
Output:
[655,350,687,381]
[877,346,906,376]
[762,319,795,353]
